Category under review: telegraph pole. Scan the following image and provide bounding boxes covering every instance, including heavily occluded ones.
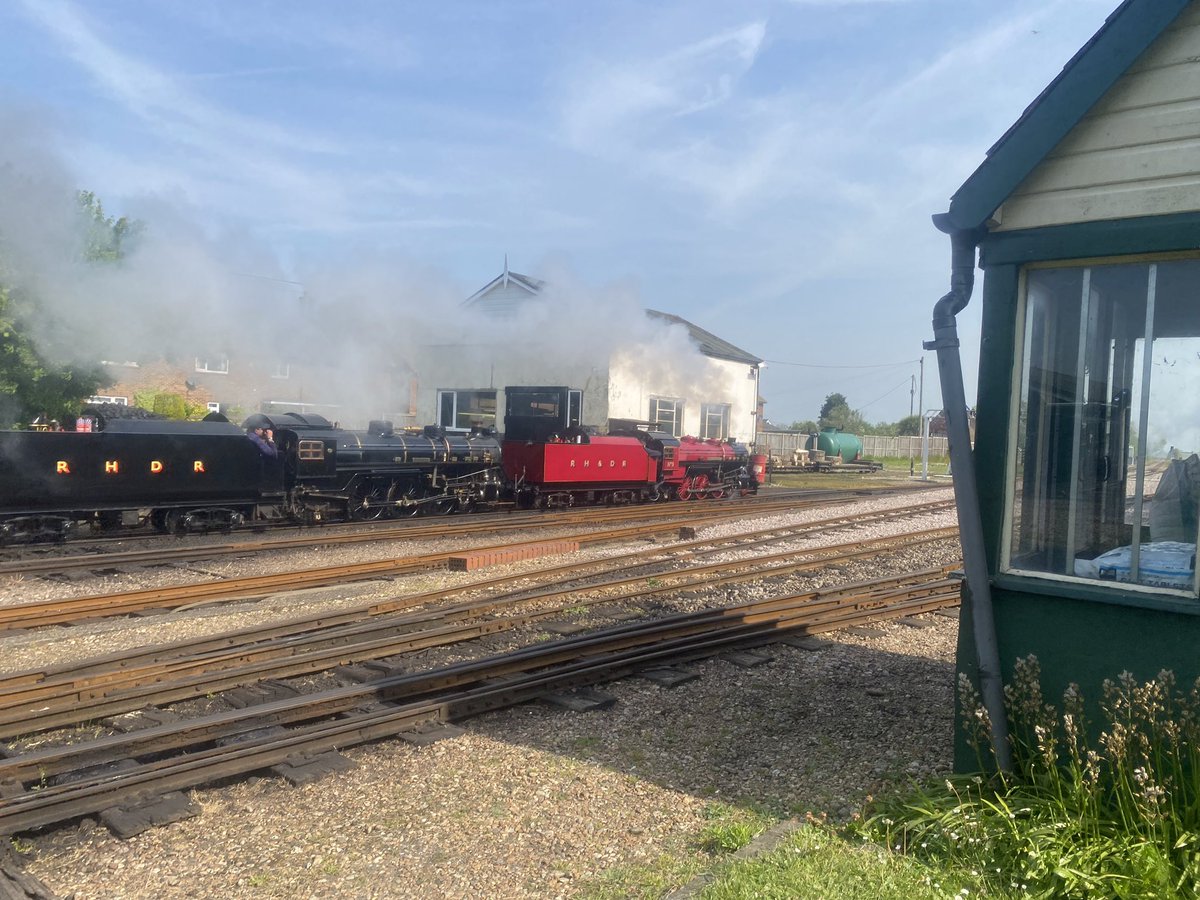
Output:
[910,357,925,476]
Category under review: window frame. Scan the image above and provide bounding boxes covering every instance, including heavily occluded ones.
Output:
[436,389,498,432]
[1000,252,1200,603]
[195,354,230,375]
[699,403,731,440]
[649,396,684,438]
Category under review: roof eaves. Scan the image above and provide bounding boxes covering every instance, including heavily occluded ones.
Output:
[645,308,762,365]
[462,270,545,306]
[942,0,1190,233]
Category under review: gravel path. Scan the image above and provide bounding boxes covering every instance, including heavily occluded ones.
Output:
[7,488,962,899]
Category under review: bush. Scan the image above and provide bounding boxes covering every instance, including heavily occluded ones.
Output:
[151,392,187,419]
[856,657,1200,898]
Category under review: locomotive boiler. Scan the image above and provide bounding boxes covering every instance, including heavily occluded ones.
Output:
[255,412,503,521]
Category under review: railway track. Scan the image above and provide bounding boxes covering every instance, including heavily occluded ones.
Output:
[0,498,956,631]
[0,486,933,576]
[0,564,960,837]
[0,522,958,737]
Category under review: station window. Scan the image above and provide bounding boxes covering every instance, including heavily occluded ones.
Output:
[650,397,683,438]
[700,403,731,440]
[1004,257,1200,597]
[437,389,497,432]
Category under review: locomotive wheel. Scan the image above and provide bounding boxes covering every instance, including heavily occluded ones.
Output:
[392,485,423,518]
[349,481,389,521]
[426,495,458,516]
[151,509,183,534]
[685,474,709,500]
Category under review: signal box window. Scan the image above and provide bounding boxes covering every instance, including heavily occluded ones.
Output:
[1005,257,1200,598]
[437,389,497,432]
[700,403,731,440]
[650,397,683,438]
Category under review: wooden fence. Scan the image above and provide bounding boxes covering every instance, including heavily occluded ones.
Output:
[757,432,948,460]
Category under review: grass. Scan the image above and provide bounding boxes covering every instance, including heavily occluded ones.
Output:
[856,657,1200,899]
[584,658,1200,898]
[700,824,990,900]
[579,818,991,900]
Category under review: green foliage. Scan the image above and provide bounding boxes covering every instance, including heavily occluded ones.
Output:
[0,191,140,426]
[818,393,848,421]
[0,282,106,426]
[701,824,989,900]
[857,657,1200,899]
[150,392,187,419]
[77,190,142,262]
[817,392,868,434]
[896,415,922,436]
[789,419,818,434]
[694,803,772,855]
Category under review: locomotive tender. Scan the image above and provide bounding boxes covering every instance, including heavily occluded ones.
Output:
[0,386,755,542]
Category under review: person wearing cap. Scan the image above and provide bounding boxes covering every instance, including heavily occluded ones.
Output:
[247,423,277,457]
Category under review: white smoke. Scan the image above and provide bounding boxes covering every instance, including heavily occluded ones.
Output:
[0,107,728,428]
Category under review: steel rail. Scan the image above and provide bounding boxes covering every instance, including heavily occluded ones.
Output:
[0,572,960,835]
[0,499,953,697]
[0,492,873,576]
[0,500,954,631]
[0,527,958,735]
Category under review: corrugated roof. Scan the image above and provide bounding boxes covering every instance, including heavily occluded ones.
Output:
[941,0,1190,233]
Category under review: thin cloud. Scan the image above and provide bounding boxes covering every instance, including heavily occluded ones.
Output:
[562,21,767,145]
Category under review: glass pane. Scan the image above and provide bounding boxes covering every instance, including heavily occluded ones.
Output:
[453,391,496,430]
[1007,258,1200,595]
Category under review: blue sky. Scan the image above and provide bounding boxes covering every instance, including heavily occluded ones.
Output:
[1,0,1119,425]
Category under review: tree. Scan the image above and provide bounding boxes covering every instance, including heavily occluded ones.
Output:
[818,393,848,422]
[896,414,922,436]
[817,392,867,434]
[789,419,818,434]
[0,191,138,426]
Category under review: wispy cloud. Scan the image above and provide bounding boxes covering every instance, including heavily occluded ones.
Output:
[562,22,766,143]
[560,22,787,209]
[12,0,448,227]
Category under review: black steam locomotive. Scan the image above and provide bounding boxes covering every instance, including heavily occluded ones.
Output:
[0,411,503,542]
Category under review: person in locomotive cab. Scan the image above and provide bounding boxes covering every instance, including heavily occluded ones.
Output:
[247,424,278,457]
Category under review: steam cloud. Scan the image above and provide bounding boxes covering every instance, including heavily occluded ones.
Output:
[0,105,730,428]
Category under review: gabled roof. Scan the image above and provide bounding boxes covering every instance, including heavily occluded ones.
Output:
[645,309,762,365]
[939,0,1191,233]
[462,268,546,306]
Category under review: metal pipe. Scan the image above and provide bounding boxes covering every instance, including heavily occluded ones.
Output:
[926,219,1012,771]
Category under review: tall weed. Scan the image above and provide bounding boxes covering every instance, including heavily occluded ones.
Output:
[856,658,1200,898]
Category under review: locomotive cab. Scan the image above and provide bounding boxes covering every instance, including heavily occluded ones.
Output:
[503,386,582,443]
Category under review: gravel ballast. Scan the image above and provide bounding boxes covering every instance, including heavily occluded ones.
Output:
[8,488,963,898]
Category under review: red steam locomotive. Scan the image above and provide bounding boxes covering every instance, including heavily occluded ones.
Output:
[501,386,756,508]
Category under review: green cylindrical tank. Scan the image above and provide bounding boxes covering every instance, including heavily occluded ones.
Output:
[806,428,863,463]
